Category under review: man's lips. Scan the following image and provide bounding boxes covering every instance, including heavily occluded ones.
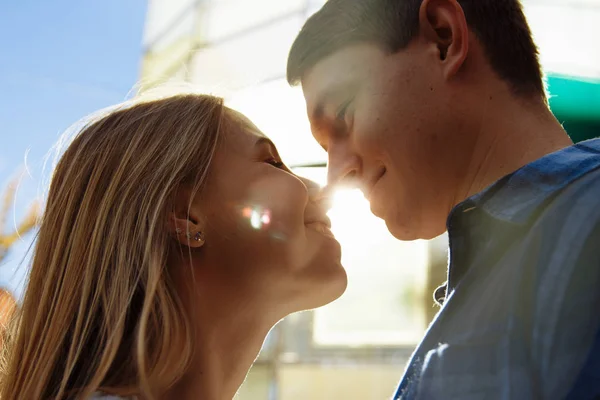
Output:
[364,167,386,200]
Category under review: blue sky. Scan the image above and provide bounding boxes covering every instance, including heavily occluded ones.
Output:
[0,0,147,298]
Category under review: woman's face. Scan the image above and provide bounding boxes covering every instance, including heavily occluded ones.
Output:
[179,109,347,315]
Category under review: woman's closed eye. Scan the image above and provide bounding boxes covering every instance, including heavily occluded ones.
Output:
[265,158,285,169]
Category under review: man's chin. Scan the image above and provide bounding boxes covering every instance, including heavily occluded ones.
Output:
[386,220,420,241]
[385,216,444,241]
[371,198,445,240]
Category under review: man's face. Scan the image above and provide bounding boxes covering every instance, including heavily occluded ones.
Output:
[302,43,469,240]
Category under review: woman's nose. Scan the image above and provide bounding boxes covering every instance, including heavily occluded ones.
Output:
[311,185,335,212]
[299,177,334,211]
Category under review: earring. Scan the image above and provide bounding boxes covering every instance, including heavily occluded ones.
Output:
[193,231,205,243]
[183,231,205,244]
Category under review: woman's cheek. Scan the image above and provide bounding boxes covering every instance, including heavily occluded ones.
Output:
[246,176,306,230]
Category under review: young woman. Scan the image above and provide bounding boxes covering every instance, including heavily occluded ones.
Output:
[0,93,347,399]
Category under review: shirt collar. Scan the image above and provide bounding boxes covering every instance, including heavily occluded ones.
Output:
[437,138,600,305]
[466,138,600,225]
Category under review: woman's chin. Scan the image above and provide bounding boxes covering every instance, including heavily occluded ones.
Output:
[294,266,348,311]
[319,273,348,307]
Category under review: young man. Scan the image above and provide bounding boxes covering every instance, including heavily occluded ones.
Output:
[287,0,600,398]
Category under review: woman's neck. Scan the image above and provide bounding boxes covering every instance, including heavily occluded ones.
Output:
[163,301,277,400]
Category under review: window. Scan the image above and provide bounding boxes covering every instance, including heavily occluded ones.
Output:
[524,0,600,79]
[227,80,324,166]
[189,17,304,94]
[201,0,306,43]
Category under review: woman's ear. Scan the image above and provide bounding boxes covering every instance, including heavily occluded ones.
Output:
[168,215,206,248]
[168,188,206,248]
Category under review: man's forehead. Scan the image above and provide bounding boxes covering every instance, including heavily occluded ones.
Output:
[301,44,385,111]
[302,75,351,125]
[302,52,356,100]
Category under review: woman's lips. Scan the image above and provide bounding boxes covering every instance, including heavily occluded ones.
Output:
[306,221,335,238]
[305,213,332,228]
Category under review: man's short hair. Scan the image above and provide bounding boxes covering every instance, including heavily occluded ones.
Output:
[287,0,545,98]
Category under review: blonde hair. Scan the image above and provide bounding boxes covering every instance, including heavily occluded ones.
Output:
[0,93,225,399]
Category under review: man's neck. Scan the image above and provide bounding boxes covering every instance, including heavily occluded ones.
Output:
[455,93,573,206]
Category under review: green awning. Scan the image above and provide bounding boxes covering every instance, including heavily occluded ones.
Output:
[547,74,600,143]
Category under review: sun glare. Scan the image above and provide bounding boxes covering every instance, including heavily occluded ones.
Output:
[328,189,380,244]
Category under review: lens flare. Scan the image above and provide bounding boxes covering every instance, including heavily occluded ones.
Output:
[261,213,271,225]
[241,206,271,230]
[250,210,262,229]
[242,207,253,218]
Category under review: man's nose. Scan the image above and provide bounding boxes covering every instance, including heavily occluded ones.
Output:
[327,143,360,188]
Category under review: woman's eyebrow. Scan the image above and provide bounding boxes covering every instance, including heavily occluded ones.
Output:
[254,137,281,157]
[253,137,276,149]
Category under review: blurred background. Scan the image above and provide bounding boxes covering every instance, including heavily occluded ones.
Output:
[1,0,600,399]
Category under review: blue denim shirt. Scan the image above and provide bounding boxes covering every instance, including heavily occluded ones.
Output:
[394,138,600,400]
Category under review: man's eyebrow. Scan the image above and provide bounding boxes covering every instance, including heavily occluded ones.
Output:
[310,84,350,122]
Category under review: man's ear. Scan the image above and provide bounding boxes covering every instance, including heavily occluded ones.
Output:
[167,189,206,249]
[418,0,469,80]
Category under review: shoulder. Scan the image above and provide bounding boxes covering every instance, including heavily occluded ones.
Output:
[530,165,600,256]
[539,165,600,223]
[526,167,600,398]
[527,165,600,299]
